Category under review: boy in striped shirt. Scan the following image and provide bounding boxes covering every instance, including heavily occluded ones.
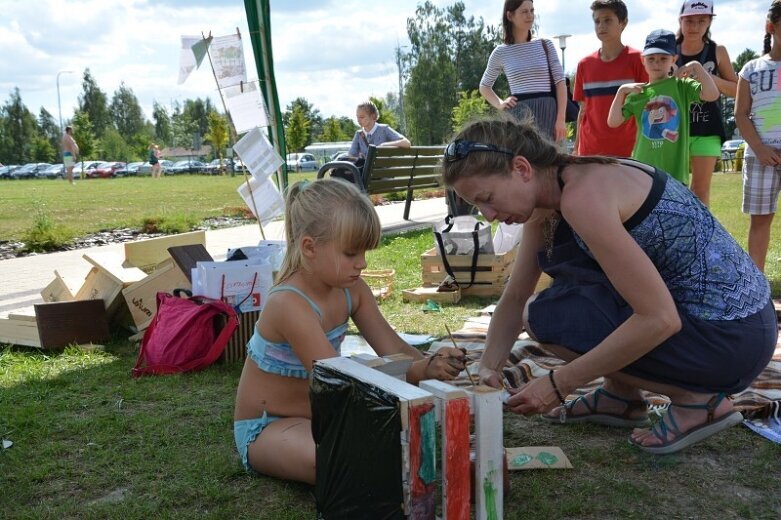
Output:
[573,0,647,156]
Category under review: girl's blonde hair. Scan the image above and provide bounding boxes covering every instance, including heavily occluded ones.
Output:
[441,114,616,186]
[276,179,381,284]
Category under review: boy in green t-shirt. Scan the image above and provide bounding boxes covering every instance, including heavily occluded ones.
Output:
[607,29,718,184]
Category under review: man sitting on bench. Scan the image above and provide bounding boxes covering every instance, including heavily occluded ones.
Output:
[331,100,410,184]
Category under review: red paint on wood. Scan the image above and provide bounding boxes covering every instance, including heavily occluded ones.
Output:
[445,397,471,520]
[409,403,436,519]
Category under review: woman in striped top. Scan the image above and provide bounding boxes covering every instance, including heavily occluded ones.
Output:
[479,0,568,142]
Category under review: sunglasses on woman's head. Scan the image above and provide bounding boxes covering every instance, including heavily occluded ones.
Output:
[444,139,514,163]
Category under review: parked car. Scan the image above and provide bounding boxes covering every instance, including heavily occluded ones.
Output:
[36,164,65,179]
[286,153,318,172]
[206,158,234,175]
[86,161,125,178]
[0,165,21,179]
[722,139,746,156]
[137,160,174,175]
[329,151,351,162]
[234,159,248,173]
[114,161,144,177]
[170,160,207,175]
[11,163,51,179]
[71,160,103,177]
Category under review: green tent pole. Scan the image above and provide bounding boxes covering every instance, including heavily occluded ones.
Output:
[244,0,288,190]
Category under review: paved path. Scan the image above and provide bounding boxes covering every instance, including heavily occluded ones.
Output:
[0,197,448,315]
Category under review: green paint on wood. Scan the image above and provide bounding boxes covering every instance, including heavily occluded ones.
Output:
[511,453,534,467]
[482,469,499,520]
[537,451,559,466]
[418,408,437,484]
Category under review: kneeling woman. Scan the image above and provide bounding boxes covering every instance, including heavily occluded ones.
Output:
[442,116,777,454]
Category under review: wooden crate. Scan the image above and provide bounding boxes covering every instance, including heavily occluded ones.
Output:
[420,247,517,297]
[124,230,206,273]
[0,314,41,348]
[75,267,125,318]
[402,286,461,304]
[40,270,78,303]
[34,300,110,350]
[121,259,192,331]
[220,310,261,363]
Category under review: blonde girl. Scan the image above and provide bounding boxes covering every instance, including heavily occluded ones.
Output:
[233,179,464,484]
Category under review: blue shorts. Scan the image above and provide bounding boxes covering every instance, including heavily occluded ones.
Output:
[234,412,281,473]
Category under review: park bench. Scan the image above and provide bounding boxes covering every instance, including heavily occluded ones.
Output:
[316,145,444,220]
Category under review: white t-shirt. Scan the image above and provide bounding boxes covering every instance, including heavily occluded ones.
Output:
[739,56,781,156]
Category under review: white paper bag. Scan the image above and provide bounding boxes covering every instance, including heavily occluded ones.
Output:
[193,261,273,313]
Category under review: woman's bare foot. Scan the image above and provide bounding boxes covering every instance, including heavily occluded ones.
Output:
[544,379,649,427]
[630,393,743,454]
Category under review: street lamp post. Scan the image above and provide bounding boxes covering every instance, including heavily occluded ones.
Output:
[56,70,75,136]
[552,34,572,71]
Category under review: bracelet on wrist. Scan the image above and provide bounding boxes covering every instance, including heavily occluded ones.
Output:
[548,369,566,405]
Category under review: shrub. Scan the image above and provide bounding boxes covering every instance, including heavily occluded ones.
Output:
[22,199,73,252]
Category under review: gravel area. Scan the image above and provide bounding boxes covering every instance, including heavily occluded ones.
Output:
[0,216,255,260]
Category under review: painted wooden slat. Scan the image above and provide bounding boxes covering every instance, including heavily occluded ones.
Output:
[469,386,504,520]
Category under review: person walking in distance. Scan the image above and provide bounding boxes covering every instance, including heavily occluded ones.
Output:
[149,144,162,179]
[62,126,79,185]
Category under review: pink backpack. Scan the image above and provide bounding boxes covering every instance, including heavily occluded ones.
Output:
[132,291,238,377]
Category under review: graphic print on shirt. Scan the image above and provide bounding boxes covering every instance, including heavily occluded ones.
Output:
[747,67,781,134]
[642,96,680,145]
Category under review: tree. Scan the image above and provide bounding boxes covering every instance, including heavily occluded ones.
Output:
[152,101,173,146]
[99,127,136,162]
[370,96,398,129]
[110,82,146,139]
[283,98,322,145]
[338,116,358,138]
[37,108,60,160]
[71,111,98,161]
[403,1,498,144]
[0,88,39,164]
[285,105,309,152]
[30,134,55,162]
[451,90,490,134]
[733,48,759,73]
[320,117,348,142]
[77,69,111,138]
[175,98,217,149]
[204,112,229,173]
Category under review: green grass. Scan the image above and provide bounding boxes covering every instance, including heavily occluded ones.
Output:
[0,173,316,243]
[2,225,780,518]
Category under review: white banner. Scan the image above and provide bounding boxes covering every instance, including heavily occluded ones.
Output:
[236,177,285,225]
[177,35,202,85]
[233,127,283,181]
[210,34,247,89]
[224,82,269,133]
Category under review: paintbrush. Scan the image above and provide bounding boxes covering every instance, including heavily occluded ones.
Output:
[444,323,477,387]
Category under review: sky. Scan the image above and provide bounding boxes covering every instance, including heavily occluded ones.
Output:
[0,0,770,128]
